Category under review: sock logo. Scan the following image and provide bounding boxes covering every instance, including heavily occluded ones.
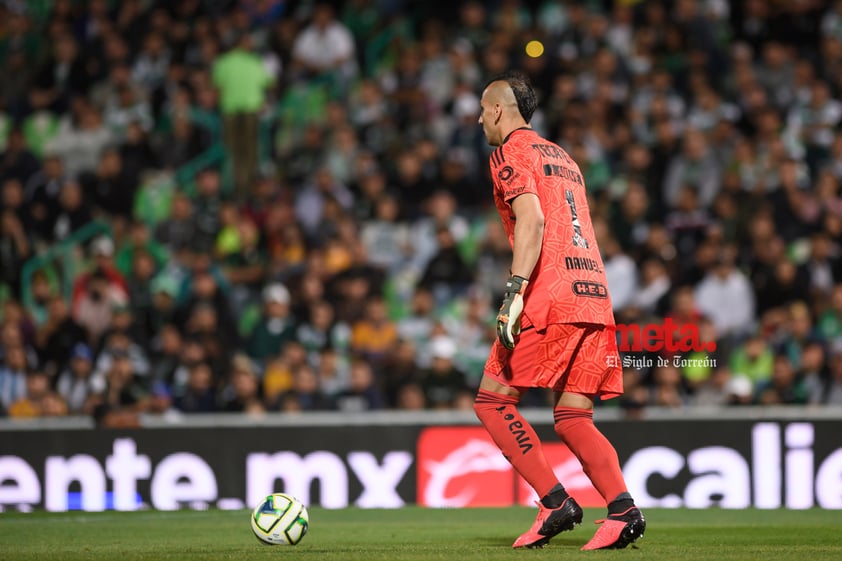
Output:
[505,413,533,454]
[493,405,533,454]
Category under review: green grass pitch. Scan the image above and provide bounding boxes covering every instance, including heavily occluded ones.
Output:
[1,507,840,561]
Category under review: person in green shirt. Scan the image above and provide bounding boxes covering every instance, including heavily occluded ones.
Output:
[212,34,272,198]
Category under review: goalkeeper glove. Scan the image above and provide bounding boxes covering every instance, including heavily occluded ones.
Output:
[496,275,529,350]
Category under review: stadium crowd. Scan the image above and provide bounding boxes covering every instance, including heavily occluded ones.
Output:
[2,0,842,424]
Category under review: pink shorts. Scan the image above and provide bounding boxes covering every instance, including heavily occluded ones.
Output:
[484,322,623,399]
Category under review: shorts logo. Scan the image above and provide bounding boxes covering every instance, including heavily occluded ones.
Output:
[498,166,514,181]
[572,280,608,299]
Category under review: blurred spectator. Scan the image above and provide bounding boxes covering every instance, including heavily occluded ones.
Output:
[694,250,755,341]
[314,346,350,399]
[724,375,755,406]
[818,284,842,346]
[218,215,266,312]
[75,240,126,307]
[800,231,841,301]
[117,220,168,276]
[360,193,412,274]
[409,190,469,276]
[46,103,113,180]
[418,226,474,303]
[665,185,711,275]
[29,33,90,114]
[729,334,774,390]
[104,84,154,141]
[248,283,296,362]
[395,381,427,410]
[812,341,842,404]
[212,33,271,196]
[381,338,421,408]
[119,121,158,177]
[296,299,350,364]
[35,294,87,377]
[602,234,638,313]
[396,287,436,356]
[219,353,265,413]
[276,363,334,411]
[0,128,40,185]
[419,335,469,409]
[192,168,225,252]
[51,180,92,242]
[73,268,129,346]
[8,370,67,417]
[55,343,96,414]
[157,115,212,170]
[756,354,808,405]
[692,367,734,407]
[650,364,687,408]
[294,167,354,239]
[154,191,197,252]
[92,329,150,387]
[262,340,307,405]
[0,343,29,412]
[349,295,397,367]
[776,301,818,370]
[334,358,385,412]
[89,347,150,423]
[633,257,671,315]
[473,215,513,300]
[22,154,65,244]
[177,256,239,348]
[82,147,139,224]
[147,323,182,388]
[132,32,171,92]
[291,3,358,96]
[0,205,31,296]
[149,275,180,334]
[173,361,218,413]
[442,286,495,381]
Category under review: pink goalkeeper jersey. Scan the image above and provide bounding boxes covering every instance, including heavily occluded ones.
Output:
[489,127,615,330]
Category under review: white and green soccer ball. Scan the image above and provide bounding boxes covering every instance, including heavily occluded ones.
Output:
[250,493,309,545]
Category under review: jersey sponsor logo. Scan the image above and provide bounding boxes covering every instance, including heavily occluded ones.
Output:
[572,280,608,299]
[498,165,514,181]
[503,185,528,199]
[564,256,602,273]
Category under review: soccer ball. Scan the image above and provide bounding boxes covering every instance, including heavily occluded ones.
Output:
[250,493,309,545]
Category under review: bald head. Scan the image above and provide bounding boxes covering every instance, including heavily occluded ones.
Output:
[478,71,536,146]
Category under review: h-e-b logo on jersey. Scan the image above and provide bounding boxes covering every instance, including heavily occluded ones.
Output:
[572,280,608,299]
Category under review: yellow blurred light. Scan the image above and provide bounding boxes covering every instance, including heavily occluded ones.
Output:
[525,40,544,58]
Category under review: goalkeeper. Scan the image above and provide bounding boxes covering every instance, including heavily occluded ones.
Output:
[474,71,645,551]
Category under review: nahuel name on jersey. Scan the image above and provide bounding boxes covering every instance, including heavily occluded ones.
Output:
[564,256,602,273]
